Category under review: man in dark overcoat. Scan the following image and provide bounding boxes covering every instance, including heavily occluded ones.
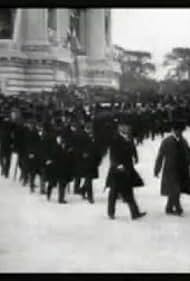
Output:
[46,133,74,203]
[73,121,101,203]
[63,120,81,195]
[24,121,44,192]
[43,124,58,199]
[154,120,190,215]
[54,136,74,203]
[0,115,15,178]
[107,123,146,220]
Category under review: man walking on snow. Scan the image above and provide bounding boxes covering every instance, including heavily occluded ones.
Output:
[154,120,190,216]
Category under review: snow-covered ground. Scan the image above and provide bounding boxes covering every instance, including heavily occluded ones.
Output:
[1,131,190,272]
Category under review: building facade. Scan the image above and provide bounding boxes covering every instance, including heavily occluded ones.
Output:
[0,8,120,94]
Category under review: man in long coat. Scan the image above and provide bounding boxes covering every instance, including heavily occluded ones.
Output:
[107,123,146,220]
[25,122,44,192]
[48,135,74,203]
[73,121,101,203]
[0,116,15,178]
[154,120,190,215]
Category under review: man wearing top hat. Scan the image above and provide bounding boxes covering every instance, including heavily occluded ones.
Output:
[154,120,190,215]
[107,123,146,220]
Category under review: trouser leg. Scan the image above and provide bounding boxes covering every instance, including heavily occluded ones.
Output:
[81,178,87,199]
[40,170,46,194]
[30,171,36,192]
[23,158,29,186]
[166,195,174,212]
[166,192,183,214]
[47,182,53,201]
[1,156,5,176]
[4,153,11,178]
[173,193,183,214]
[58,180,67,203]
[19,157,25,183]
[108,184,118,218]
[123,187,143,219]
[175,194,182,210]
[74,177,81,194]
[85,177,94,203]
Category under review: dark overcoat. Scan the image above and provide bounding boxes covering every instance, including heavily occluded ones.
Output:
[0,119,14,155]
[73,128,100,179]
[154,135,190,196]
[25,127,44,174]
[106,133,144,194]
[54,142,75,183]
[43,129,57,185]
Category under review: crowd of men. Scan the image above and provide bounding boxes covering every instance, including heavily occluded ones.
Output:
[0,86,190,218]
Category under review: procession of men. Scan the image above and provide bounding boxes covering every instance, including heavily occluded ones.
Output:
[0,85,190,220]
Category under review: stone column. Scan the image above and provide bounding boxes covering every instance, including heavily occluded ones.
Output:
[107,10,112,46]
[21,9,49,45]
[12,9,22,43]
[86,9,105,59]
[56,8,70,46]
[79,9,86,51]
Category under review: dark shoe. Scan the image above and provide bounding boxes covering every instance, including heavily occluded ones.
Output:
[23,178,28,186]
[132,212,147,220]
[109,214,115,220]
[88,198,94,204]
[30,187,35,193]
[166,208,175,215]
[47,193,51,201]
[59,200,68,204]
[81,191,87,199]
[174,209,184,216]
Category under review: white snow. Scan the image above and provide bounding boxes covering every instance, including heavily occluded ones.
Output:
[1,131,190,272]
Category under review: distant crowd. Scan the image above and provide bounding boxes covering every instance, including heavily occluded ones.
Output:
[0,86,189,219]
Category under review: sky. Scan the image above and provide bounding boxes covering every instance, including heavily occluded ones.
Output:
[112,9,190,79]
